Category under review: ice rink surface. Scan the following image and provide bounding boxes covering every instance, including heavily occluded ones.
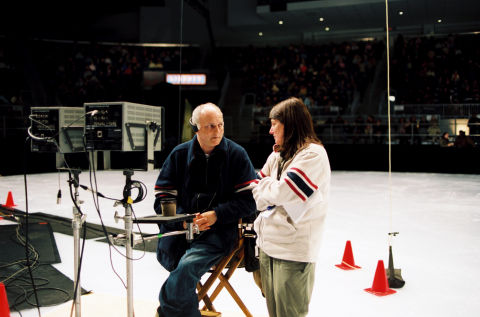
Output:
[1,170,479,317]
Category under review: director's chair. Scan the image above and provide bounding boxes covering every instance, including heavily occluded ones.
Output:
[197,220,256,317]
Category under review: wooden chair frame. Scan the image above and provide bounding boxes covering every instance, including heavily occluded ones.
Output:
[197,221,253,317]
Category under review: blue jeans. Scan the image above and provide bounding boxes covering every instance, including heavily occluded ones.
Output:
[158,231,229,317]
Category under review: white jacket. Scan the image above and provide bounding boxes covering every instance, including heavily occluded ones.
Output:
[253,143,331,263]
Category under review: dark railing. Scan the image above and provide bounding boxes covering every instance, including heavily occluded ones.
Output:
[251,115,480,146]
[393,104,480,118]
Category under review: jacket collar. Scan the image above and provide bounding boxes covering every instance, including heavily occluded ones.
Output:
[187,135,227,165]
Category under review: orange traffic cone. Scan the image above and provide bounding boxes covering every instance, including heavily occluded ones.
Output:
[364,260,396,296]
[2,191,16,208]
[0,282,11,317]
[335,240,361,270]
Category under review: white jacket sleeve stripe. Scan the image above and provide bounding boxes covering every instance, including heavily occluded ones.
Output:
[286,171,314,199]
[258,170,267,178]
[284,178,307,201]
[290,167,318,189]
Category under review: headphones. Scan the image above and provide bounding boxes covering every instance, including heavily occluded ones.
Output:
[189,117,198,132]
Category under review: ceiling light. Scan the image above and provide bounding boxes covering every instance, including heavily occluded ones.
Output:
[325,26,330,31]
[398,11,404,15]
[258,32,263,36]
[278,20,284,25]
[319,17,324,22]
[437,19,442,23]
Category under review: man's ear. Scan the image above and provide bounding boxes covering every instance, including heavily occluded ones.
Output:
[189,118,198,132]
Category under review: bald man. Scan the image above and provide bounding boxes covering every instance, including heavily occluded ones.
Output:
[154,103,257,317]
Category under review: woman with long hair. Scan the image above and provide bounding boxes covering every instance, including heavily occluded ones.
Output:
[253,97,331,317]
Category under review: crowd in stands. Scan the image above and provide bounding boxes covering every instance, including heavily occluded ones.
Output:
[3,33,479,112]
[391,34,480,104]
[0,38,201,108]
[222,40,385,114]
[1,34,480,148]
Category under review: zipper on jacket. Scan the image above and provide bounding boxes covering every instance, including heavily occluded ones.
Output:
[205,155,209,186]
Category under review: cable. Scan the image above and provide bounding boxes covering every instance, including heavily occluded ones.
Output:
[107,236,127,289]
[130,205,147,254]
[27,126,51,141]
[0,226,40,285]
[68,171,84,217]
[59,139,150,308]
[27,109,97,172]
[28,112,77,210]
[178,0,184,144]
[22,137,42,317]
[0,223,47,315]
[24,287,70,307]
[5,275,71,312]
[87,152,130,289]
[123,180,148,204]
[26,115,55,142]
[80,142,147,279]
[77,181,147,204]
[9,283,28,315]
[13,128,147,317]
[27,110,98,143]
[385,0,395,247]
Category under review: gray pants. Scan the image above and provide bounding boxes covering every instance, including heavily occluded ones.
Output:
[259,249,315,317]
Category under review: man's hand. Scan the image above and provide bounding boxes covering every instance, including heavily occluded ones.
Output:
[194,210,217,231]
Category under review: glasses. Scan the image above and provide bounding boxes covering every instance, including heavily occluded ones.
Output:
[201,123,224,130]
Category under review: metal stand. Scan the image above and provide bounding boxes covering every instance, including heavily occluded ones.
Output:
[113,170,136,317]
[69,169,85,317]
[110,170,197,317]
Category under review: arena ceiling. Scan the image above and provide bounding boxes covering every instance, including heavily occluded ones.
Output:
[231,0,480,43]
[1,0,479,44]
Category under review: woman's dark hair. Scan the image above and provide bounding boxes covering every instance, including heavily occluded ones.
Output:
[269,97,321,160]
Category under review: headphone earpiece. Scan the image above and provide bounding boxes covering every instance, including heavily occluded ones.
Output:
[189,117,198,132]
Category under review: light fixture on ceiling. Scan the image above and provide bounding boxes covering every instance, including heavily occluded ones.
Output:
[398,11,404,15]
[325,26,330,31]
[319,17,324,22]
[278,20,284,25]
[258,32,263,37]
[437,19,442,23]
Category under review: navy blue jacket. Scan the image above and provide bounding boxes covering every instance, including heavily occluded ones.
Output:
[154,136,257,271]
